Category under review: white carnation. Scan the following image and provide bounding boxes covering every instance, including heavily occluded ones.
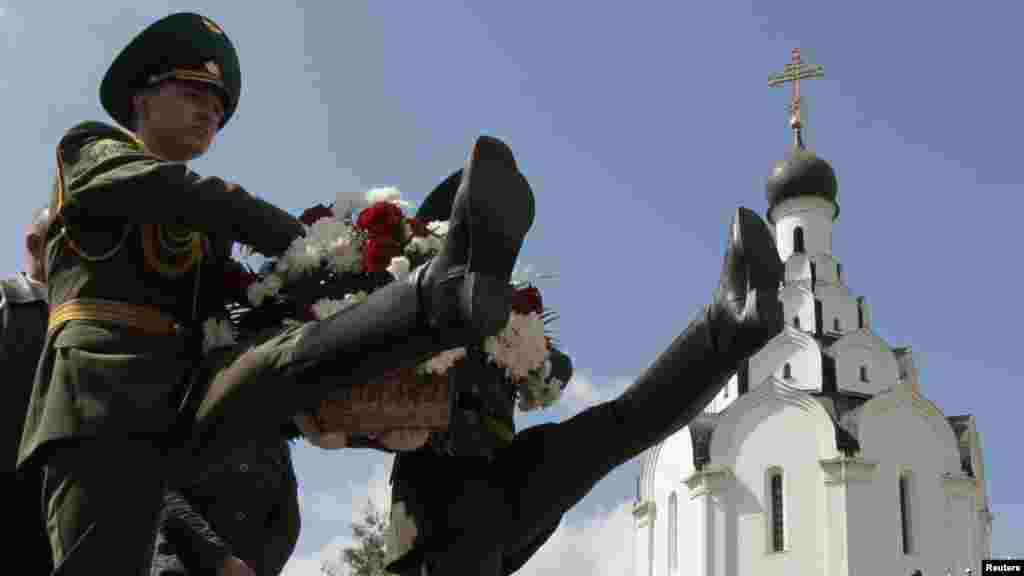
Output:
[426,220,449,237]
[483,312,549,381]
[366,186,410,208]
[387,256,411,280]
[326,234,364,274]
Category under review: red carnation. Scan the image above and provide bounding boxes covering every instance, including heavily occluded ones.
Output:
[363,237,403,273]
[511,286,543,315]
[356,202,405,238]
[299,204,335,226]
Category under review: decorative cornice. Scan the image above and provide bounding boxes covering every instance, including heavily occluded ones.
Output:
[942,472,977,498]
[819,455,878,485]
[684,465,734,499]
[632,499,657,526]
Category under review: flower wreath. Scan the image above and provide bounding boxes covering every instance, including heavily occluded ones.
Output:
[205,187,566,413]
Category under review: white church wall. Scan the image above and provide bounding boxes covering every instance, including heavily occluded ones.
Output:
[810,253,842,286]
[784,253,812,286]
[636,428,705,576]
[830,330,900,396]
[709,380,837,576]
[748,328,822,393]
[769,196,837,261]
[780,285,814,333]
[814,283,858,336]
[851,386,965,576]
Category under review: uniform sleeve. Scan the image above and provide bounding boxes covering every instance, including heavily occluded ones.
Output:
[261,444,302,574]
[159,489,233,574]
[55,124,305,256]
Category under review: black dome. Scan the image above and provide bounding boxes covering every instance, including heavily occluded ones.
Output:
[765,147,839,222]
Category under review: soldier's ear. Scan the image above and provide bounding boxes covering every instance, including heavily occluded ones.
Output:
[26,232,42,257]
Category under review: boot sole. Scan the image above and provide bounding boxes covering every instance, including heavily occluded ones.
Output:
[462,136,536,280]
[456,136,536,336]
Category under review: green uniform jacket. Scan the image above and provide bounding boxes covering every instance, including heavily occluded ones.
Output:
[17,121,305,470]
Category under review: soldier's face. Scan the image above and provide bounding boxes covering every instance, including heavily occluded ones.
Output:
[135,80,225,161]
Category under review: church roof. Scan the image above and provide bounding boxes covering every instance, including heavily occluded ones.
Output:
[765,146,840,223]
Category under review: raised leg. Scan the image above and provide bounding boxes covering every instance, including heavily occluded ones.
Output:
[424,207,785,570]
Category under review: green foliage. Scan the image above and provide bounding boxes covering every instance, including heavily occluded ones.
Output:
[337,501,389,576]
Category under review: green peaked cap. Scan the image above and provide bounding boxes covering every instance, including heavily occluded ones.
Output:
[100,12,241,130]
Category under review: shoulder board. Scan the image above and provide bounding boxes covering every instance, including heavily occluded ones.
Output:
[58,121,144,160]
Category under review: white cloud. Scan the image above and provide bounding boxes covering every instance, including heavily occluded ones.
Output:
[560,371,633,414]
[516,500,635,576]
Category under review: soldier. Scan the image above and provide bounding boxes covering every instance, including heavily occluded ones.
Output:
[4,205,53,574]
[151,438,300,576]
[383,182,785,574]
[17,12,536,574]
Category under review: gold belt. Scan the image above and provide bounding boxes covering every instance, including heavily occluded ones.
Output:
[48,298,184,337]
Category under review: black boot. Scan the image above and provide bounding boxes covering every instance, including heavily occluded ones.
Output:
[426,207,785,568]
[189,136,534,456]
[604,205,784,456]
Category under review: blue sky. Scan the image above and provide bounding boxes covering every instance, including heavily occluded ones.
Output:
[4,1,1021,572]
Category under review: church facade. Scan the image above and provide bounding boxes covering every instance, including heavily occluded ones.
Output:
[631,50,993,576]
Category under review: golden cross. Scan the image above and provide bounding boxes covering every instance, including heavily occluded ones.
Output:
[768,48,825,148]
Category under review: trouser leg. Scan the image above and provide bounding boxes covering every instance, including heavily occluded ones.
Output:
[13,466,53,574]
[43,440,166,576]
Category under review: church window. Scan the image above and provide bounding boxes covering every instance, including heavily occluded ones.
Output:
[809,261,817,285]
[668,491,679,572]
[793,227,805,254]
[793,316,801,329]
[836,262,843,280]
[770,471,785,552]
[900,473,915,554]
[833,317,841,332]
[860,365,869,383]
[783,363,792,380]
[858,303,865,329]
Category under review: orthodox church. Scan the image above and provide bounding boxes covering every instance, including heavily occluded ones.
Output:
[631,50,993,576]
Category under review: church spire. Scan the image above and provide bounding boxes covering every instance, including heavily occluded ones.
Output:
[768,48,825,149]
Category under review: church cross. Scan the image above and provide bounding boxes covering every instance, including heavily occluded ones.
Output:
[768,48,825,148]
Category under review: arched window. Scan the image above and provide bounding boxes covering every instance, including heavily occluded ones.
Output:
[793,227,805,254]
[900,473,915,555]
[836,262,843,280]
[833,317,841,332]
[860,365,869,383]
[793,316,801,329]
[668,491,679,572]
[768,469,785,552]
[783,363,792,380]
[858,302,865,329]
